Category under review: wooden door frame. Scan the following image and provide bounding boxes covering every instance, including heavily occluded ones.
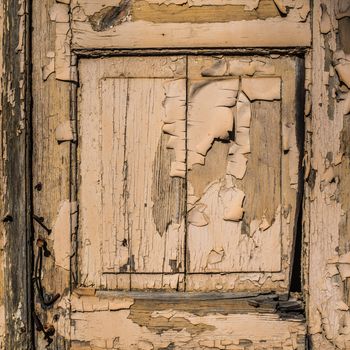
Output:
[2,0,34,348]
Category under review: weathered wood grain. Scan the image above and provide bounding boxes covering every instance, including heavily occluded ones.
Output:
[70,0,311,50]
[2,0,33,348]
[131,0,280,23]
[32,0,72,348]
[26,1,317,348]
[71,20,311,50]
[0,3,5,347]
[185,56,300,293]
[307,0,350,348]
[67,293,306,350]
[78,57,187,289]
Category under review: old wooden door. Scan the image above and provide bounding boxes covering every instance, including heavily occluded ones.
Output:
[30,1,312,349]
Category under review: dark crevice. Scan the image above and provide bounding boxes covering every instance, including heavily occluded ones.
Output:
[290,56,305,294]
[290,201,303,292]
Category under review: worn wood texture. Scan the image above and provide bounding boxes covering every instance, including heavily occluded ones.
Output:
[0,3,5,347]
[28,0,315,348]
[78,57,187,290]
[32,0,73,348]
[62,291,306,350]
[185,56,300,292]
[131,0,280,23]
[1,0,33,348]
[77,55,301,295]
[70,0,311,50]
[307,0,350,348]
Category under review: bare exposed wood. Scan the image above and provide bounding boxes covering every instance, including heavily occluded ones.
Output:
[2,0,33,348]
[131,0,280,23]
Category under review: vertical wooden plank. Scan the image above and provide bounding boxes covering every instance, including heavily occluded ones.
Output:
[186,95,282,273]
[125,78,185,276]
[185,56,298,293]
[100,78,129,276]
[32,0,72,347]
[0,2,5,346]
[2,0,33,347]
[78,57,186,289]
[79,59,104,287]
[307,1,350,348]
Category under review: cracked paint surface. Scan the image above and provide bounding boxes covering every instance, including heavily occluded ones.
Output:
[76,54,300,295]
[27,0,316,348]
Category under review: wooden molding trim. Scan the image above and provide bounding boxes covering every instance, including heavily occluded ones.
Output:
[72,20,311,50]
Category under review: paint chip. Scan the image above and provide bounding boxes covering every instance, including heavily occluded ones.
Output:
[259,215,271,231]
[241,77,281,101]
[52,200,72,270]
[188,79,238,169]
[221,186,245,221]
[162,79,186,178]
[207,249,225,265]
[49,3,70,22]
[273,0,287,14]
[226,92,251,179]
[188,204,209,227]
[201,60,227,77]
[55,120,75,143]
[335,62,350,88]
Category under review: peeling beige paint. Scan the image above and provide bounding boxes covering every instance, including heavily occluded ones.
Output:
[227,59,276,76]
[162,79,186,178]
[241,77,281,101]
[27,0,313,345]
[187,79,238,168]
[227,91,251,179]
[55,120,75,142]
[188,204,209,227]
[79,57,186,288]
[222,186,245,221]
[67,300,305,349]
[52,200,73,270]
[334,54,350,88]
[49,3,70,22]
[49,1,77,81]
[307,1,350,348]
